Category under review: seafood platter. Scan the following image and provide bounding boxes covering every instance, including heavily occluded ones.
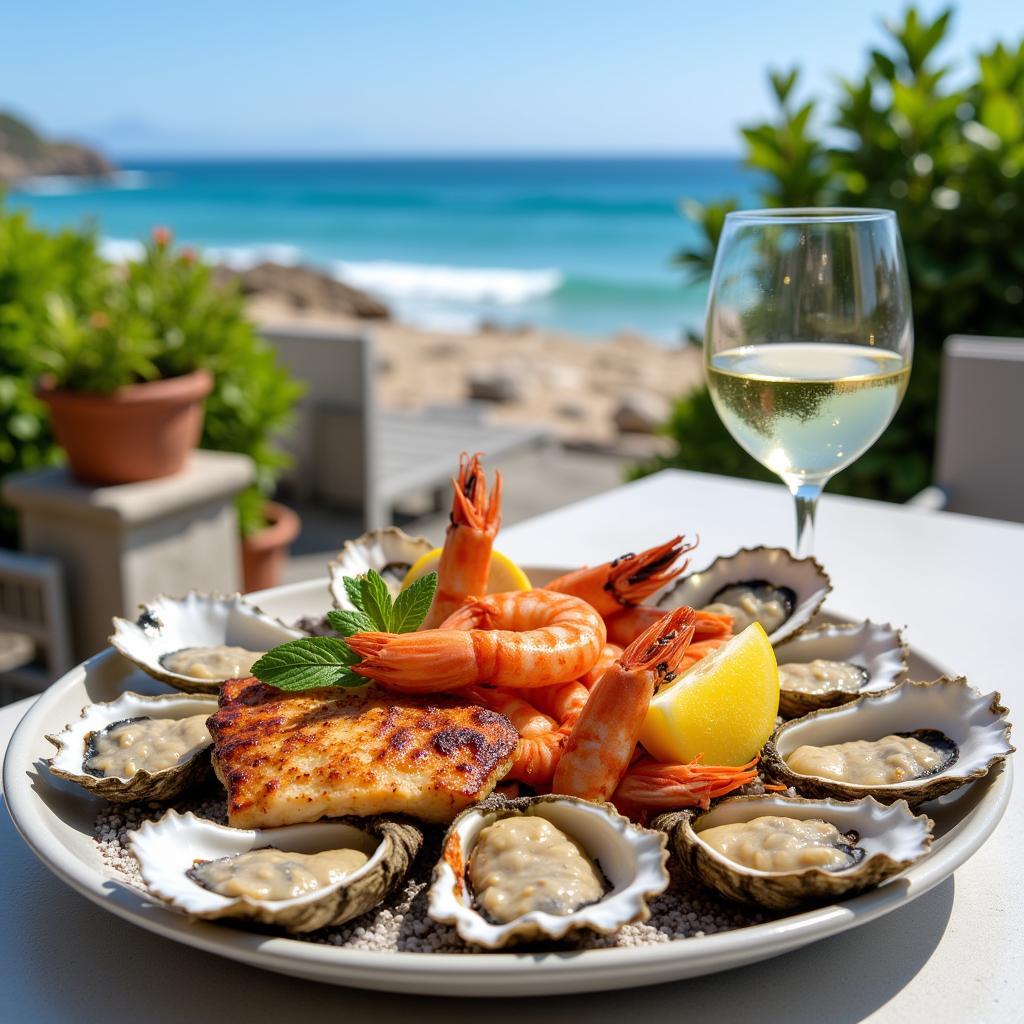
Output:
[4,453,1014,996]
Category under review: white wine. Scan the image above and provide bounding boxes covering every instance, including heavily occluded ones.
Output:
[707,343,910,481]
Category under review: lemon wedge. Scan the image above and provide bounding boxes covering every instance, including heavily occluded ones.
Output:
[639,622,779,765]
[400,548,531,594]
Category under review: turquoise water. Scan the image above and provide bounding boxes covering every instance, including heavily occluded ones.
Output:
[9,157,759,342]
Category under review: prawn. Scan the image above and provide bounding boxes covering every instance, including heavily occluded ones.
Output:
[552,606,697,802]
[545,535,697,617]
[349,589,606,692]
[606,606,733,648]
[423,452,502,629]
[613,755,759,812]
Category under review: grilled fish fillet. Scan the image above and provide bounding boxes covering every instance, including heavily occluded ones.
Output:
[208,677,518,827]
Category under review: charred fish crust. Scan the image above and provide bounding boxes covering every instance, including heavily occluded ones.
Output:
[209,679,518,826]
[431,726,490,758]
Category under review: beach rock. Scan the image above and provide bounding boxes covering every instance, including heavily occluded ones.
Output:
[612,390,670,434]
[0,111,114,184]
[217,262,390,319]
[467,366,526,403]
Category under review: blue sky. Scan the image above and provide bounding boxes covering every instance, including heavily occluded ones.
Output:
[2,1,1018,157]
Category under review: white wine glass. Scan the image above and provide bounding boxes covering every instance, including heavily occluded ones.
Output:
[704,208,913,557]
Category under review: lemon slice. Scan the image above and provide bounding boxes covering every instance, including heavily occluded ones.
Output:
[639,622,779,765]
[400,548,531,593]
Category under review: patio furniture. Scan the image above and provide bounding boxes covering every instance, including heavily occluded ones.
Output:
[2,451,254,661]
[0,549,72,700]
[263,325,550,529]
[909,335,1024,522]
[1,468,1020,1019]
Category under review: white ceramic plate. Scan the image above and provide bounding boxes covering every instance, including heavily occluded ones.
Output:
[3,574,1012,997]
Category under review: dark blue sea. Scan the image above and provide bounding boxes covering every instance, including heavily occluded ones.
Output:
[9,157,759,341]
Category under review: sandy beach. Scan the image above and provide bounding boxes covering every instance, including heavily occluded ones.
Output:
[247,293,703,457]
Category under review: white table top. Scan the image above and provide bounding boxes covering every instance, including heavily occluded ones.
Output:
[2,469,1020,1022]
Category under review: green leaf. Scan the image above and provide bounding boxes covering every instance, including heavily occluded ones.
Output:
[251,637,361,691]
[342,576,365,611]
[326,608,375,636]
[359,569,394,630]
[391,571,438,633]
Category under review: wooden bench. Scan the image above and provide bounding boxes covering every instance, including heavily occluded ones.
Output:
[263,325,550,529]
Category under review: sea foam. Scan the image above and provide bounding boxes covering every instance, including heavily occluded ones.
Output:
[332,260,563,305]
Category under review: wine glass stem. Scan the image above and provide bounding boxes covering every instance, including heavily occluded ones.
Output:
[789,480,824,558]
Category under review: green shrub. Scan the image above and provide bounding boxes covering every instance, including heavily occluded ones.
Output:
[645,7,1024,502]
[0,209,304,542]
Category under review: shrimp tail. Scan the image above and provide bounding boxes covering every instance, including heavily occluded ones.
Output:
[348,629,480,691]
[613,755,759,810]
[546,535,697,616]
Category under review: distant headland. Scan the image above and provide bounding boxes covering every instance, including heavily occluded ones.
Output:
[0,111,114,186]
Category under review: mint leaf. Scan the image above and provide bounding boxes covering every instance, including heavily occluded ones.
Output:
[251,638,364,692]
[360,569,394,631]
[391,571,438,632]
[342,576,364,611]
[327,609,375,636]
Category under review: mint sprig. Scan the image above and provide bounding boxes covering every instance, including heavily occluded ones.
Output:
[250,569,437,692]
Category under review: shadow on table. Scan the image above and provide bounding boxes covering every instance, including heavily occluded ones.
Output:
[9,818,954,1024]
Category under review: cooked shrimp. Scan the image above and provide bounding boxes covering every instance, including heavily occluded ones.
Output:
[349,590,606,692]
[423,452,502,629]
[606,607,733,648]
[613,755,759,811]
[552,607,697,801]
[576,643,623,690]
[468,682,588,786]
[545,535,697,617]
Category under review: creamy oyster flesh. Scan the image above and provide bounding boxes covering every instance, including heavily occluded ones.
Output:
[161,645,265,681]
[703,581,795,634]
[189,847,369,900]
[85,715,211,778]
[698,815,862,872]
[785,731,957,785]
[468,816,606,922]
[778,660,868,694]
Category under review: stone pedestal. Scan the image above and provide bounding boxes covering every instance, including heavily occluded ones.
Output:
[3,451,254,661]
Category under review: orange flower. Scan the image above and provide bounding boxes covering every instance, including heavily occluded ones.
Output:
[89,310,110,330]
[151,225,173,247]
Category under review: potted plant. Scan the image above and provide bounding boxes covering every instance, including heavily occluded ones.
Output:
[24,222,306,589]
[36,227,219,484]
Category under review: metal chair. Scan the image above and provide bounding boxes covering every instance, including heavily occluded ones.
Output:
[0,549,73,701]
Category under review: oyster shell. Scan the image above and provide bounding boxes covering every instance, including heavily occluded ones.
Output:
[128,809,422,934]
[658,546,831,645]
[45,691,217,803]
[109,592,304,694]
[329,527,434,611]
[763,677,1014,805]
[774,620,908,717]
[428,795,669,949]
[654,794,933,910]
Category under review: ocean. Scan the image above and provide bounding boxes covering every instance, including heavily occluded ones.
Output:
[8,157,759,342]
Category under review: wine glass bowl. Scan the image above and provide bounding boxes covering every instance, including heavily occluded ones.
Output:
[704,208,913,556]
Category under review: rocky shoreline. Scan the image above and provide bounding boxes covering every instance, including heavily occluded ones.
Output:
[242,263,701,457]
[0,112,113,185]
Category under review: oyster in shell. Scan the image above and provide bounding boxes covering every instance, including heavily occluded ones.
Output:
[763,677,1014,805]
[428,795,669,949]
[109,592,304,694]
[45,691,217,803]
[329,527,434,611]
[658,546,830,645]
[654,793,932,910]
[774,620,908,717]
[128,809,422,934]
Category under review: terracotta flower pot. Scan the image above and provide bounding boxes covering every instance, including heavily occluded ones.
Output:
[241,500,301,593]
[37,369,214,486]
